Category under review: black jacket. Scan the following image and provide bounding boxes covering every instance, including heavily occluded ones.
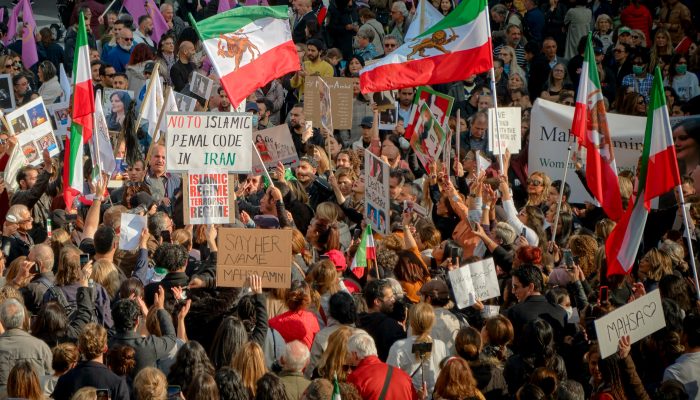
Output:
[506,294,567,345]
[2,231,33,265]
[357,311,406,362]
[144,271,190,307]
[52,361,130,400]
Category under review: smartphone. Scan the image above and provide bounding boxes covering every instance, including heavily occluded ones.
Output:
[305,121,313,133]
[181,288,190,300]
[29,262,40,274]
[599,286,609,303]
[161,230,172,243]
[411,342,433,355]
[562,249,574,268]
[167,385,182,400]
[451,248,458,266]
[520,227,527,237]
[79,254,90,267]
[352,228,362,241]
[96,389,110,400]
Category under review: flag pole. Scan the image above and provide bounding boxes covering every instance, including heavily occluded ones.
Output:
[419,0,427,32]
[549,145,573,252]
[254,144,275,188]
[145,85,171,166]
[134,61,161,137]
[677,186,700,299]
[99,0,118,19]
[482,6,504,173]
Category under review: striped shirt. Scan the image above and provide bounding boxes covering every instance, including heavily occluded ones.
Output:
[493,43,527,68]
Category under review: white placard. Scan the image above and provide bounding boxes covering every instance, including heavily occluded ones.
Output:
[174,92,197,112]
[251,124,300,175]
[47,102,71,141]
[481,305,500,318]
[594,290,666,358]
[6,97,59,165]
[488,107,521,155]
[448,258,500,308]
[476,150,491,173]
[364,150,390,235]
[119,214,147,251]
[165,112,253,173]
[189,72,214,100]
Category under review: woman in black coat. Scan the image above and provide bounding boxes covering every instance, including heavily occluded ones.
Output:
[326,0,360,60]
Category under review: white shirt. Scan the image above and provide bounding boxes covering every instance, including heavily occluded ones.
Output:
[663,351,700,400]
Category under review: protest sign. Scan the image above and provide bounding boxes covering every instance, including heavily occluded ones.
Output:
[488,107,521,155]
[364,150,390,236]
[448,258,500,308]
[165,112,253,173]
[174,92,197,112]
[102,89,134,132]
[119,213,147,251]
[6,97,59,165]
[217,228,292,288]
[319,78,333,134]
[47,102,71,142]
[251,124,300,175]
[475,150,491,174]
[183,172,237,225]
[303,76,354,130]
[372,90,395,112]
[529,99,646,204]
[410,102,446,173]
[0,74,15,112]
[378,101,399,131]
[405,86,454,139]
[594,290,666,358]
[189,72,214,100]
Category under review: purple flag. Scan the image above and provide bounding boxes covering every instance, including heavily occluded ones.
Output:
[218,0,232,12]
[21,22,38,68]
[122,0,170,44]
[4,0,37,46]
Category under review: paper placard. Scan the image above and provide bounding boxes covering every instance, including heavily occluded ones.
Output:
[174,92,197,112]
[6,97,59,165]
[410,102,446,173]
[189,72,214,100]
[47,102,71,142]
[216,228,293,288]
[165,112,253,173]
[0,74,16,112]
[594,290,666,358]
[119,214,147,251]
[303,76,354,130]
[481,305,500,318]
[448,258,500,309]
[378,101,398,131]
[364,150,390,235]
[405,86,454,139]
[183,172,237,225]
[488,107,521,155]
[251,124,300,175]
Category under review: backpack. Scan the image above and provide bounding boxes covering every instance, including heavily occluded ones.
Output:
[40,279,99,324]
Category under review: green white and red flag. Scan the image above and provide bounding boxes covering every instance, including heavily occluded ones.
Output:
[606,67,680,276]
[190,6,299,107]
[359,0,492,93]
[63,11,94,208]
[350,225,376,279]
[571,33,623,222]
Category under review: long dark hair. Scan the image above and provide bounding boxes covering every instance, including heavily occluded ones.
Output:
[168,341,216,393]
[31,301,69,347]
[209,316,248,370]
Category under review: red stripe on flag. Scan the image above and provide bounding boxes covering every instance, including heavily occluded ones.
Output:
[605,199,636,276]
[359,40,493,93]
[220,41,299,107]
[73,80,94,141]
[646,146,680,201]
[571,102,588,144]
[585,144,623,222]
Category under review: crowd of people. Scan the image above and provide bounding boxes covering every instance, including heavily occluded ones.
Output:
[0,0,697,399]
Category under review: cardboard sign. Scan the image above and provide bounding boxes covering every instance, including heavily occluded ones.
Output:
[6,97,59,165]
[410,102,446,173]
[488,107,521,155]
[165,112,253,173]
[405,86,454,139]
[594,290,666,358]
[303,76,354,130]
[217,228,293,288]
[189,72,214,100]
[448,258,500,308]
[119,214,147,251]
[251,124,300,175]
[364,150,390,235]
[183,172,237,225]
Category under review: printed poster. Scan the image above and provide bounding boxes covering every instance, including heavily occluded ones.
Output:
[364,150,390,236]
[251,124,300,175]
[5,97,59,166]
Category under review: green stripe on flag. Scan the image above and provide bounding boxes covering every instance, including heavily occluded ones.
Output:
[420,0,486,38]
[68,123,82,184]
[583,33,601,90]
[191,6,289,40]
[637,67,667,196]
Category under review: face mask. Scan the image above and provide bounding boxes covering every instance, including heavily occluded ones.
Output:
[564,306,574,321]
[252,115,259,126]
[632,65,644,75]
[399,136,410,150]
[676,64,687,74]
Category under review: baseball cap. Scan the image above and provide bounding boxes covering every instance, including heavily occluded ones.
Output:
[360,116,373,128]
[253,214,280,229]
[618,26,632,35]
[325,249,347,272]
[419,279,450,299]
[246,101,259,112]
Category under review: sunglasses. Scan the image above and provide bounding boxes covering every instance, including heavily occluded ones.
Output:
[4,64,11,68]
[631,35,639,39]
[527,178,543,186]
[637,99,646,105]
[123,38,133,42]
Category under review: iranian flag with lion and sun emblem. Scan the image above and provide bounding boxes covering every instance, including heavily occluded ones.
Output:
[190,6,299,106]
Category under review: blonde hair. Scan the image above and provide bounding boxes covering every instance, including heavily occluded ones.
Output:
[595,219,616,242]
[409,302,435,360]
[499,45,525,78]
[6,256,30,287]
[642,248,673,281]
[91,259,120,298]
[526,171,551,207]
[567,235,599,277]
[56,246,82,286]
[134,367,168,400]
[232,342,266,397]
[172,229,193,250]
[595,14,612,32]
[71,387,97,400]
[317,325,353,381]
[316,202,343,222]
[312,145,331,175]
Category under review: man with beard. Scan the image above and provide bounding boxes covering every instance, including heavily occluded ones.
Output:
[294,157,333,210]
[396,87,415,125]
[104,28,134,73]
[145,144,181,216]
[290,39,333,98]
[356,279,406,362]
[100,64,117,89]
[170,41,195,92]
[13,74,38,107]
[133,15,155,50]
[289,104,324,155]
[10,150,58,244]
[110,159,147,204]
[215,87,230,112]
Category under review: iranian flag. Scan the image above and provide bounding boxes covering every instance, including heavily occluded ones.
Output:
[359,0,491,93]
[605,68,680,276]
[350,225,376,279]
[190,6,299,107]
[63,11,94,208]
[571,34,623,222]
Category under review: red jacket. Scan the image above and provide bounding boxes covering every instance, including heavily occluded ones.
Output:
[348,356,418,400]
[269,309,320,349]
[620,4,652,44]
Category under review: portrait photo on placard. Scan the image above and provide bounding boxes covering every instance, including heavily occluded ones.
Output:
[21,142,39,163]
[102,89,133,132]
[28,102,48,128]
[37,132,58,152]
[10,114,29,135]
[372,90,395,112]
[0,74,15,111]
[378,101,398,130]
[175,92,197,112]
[189,72,213,100]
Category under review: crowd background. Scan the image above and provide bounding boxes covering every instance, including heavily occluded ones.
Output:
[0,0,697,399]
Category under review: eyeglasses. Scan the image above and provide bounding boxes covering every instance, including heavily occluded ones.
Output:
[527,178,543,186]
[123,38,133,42]
[637,98,646,105]
[4,64,12,68]
[384,43,397,48]
[631,35,639,39]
